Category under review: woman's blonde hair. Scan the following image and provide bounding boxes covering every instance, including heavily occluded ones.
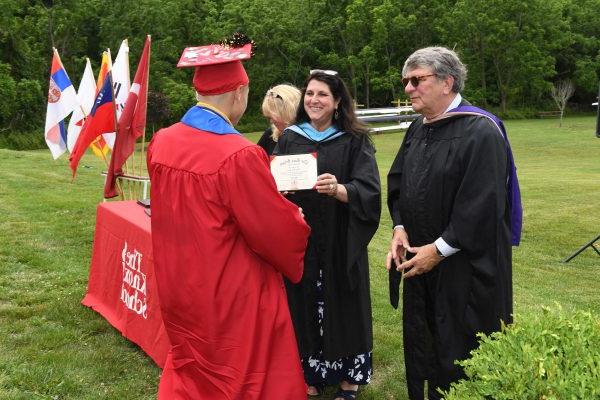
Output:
[261,84,301,140]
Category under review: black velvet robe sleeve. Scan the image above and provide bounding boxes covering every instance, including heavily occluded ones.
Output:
[439,117,508,254]
[387,122,416,228]
[256,127,277,155]
[386,123,417,308]
[345,136,381,288]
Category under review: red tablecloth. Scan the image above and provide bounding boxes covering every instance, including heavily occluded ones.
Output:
[82,200,170,367]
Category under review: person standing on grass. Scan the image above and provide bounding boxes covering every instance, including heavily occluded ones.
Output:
[147,36,310,400]
[386,46,522,399]
[275,70,381,400]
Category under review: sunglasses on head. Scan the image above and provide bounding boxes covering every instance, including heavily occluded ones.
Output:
[266,90,283,99]
[402,73,437,87]
[310,69,338,76]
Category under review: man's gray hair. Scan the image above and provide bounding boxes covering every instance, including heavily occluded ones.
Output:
[402,47,467,93]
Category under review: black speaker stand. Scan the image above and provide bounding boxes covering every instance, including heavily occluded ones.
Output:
[562,234,600,263]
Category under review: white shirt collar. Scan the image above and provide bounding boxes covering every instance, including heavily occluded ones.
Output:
[445,93,462,113]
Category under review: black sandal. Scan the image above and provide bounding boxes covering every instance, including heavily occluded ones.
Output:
[307,383,324,397]
[332,388,357,399]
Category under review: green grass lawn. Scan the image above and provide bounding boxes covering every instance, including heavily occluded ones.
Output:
[1,116,599,399]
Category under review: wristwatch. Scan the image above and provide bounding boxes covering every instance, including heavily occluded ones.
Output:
[434,244,446,258]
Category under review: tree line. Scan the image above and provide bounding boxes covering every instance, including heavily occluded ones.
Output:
[1,0,599,140]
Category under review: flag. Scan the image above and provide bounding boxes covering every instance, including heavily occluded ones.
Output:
[69,72,116,178]
[90,51,112,158]
[113,39,131,123]
[104,35,151,198]
[44,48,78,159]
[89,135,109,159]
[96,51,111,90]
[66,58,96,152]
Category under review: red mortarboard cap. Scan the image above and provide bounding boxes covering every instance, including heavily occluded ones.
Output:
[177,43,252,96]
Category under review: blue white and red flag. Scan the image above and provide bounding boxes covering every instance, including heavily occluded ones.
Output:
[44,48,78,159]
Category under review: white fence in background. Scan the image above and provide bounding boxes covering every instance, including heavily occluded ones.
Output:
[356,106,418,133]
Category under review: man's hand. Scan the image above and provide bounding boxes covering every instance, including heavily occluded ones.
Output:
[386,228,410,271]
[397,243,444,278]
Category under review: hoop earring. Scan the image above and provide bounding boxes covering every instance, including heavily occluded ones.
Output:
[334,109,339,120]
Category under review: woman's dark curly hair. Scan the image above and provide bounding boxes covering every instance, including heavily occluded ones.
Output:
[295,71,369,136]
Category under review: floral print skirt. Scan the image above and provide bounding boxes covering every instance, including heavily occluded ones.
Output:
[301,271,372,387]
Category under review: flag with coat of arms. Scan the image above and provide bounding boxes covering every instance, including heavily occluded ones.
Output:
[44,48,78,159]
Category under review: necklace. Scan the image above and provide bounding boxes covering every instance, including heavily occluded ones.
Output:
[196,101,233,126]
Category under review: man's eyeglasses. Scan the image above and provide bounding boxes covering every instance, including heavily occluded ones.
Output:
[402,74,437,88]
[310,69,338,76]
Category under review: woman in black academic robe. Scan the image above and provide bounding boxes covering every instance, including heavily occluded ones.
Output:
[274,71,380,399]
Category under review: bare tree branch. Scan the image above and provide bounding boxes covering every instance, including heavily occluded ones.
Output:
[551,80,575,127]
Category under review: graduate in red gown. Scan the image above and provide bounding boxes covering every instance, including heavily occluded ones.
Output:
[147,36,310,399]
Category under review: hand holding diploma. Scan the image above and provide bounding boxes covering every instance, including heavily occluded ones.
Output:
[270,153,317,191]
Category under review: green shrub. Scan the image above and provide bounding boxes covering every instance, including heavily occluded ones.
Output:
[0,63,17,124]
[161,77,195,125]
[495,108,538,120]
[237,113,268,134]
[0,130,46,151]
[444,306,600,400]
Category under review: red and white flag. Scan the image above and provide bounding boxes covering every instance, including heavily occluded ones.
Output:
[104,35,151,198]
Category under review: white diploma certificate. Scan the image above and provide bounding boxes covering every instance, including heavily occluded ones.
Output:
[270,153,318,191]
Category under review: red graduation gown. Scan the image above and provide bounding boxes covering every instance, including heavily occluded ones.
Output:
[147,122,310,399]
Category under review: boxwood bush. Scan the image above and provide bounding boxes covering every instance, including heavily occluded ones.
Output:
[443,306,600,400]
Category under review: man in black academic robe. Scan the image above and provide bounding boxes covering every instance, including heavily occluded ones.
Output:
[386,46,521,400]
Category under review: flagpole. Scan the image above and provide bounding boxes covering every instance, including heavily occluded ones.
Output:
[118,39,137,198]
[98,140,110,168]
[130,142,136,198]
[70,136,112,185]
[106,52,126,200]
[124,40,136,194]
[139,35,151,199]
[139,130,146,191]
[121,39,140,199]
[125,159,133,198]
[111,47,130,200]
